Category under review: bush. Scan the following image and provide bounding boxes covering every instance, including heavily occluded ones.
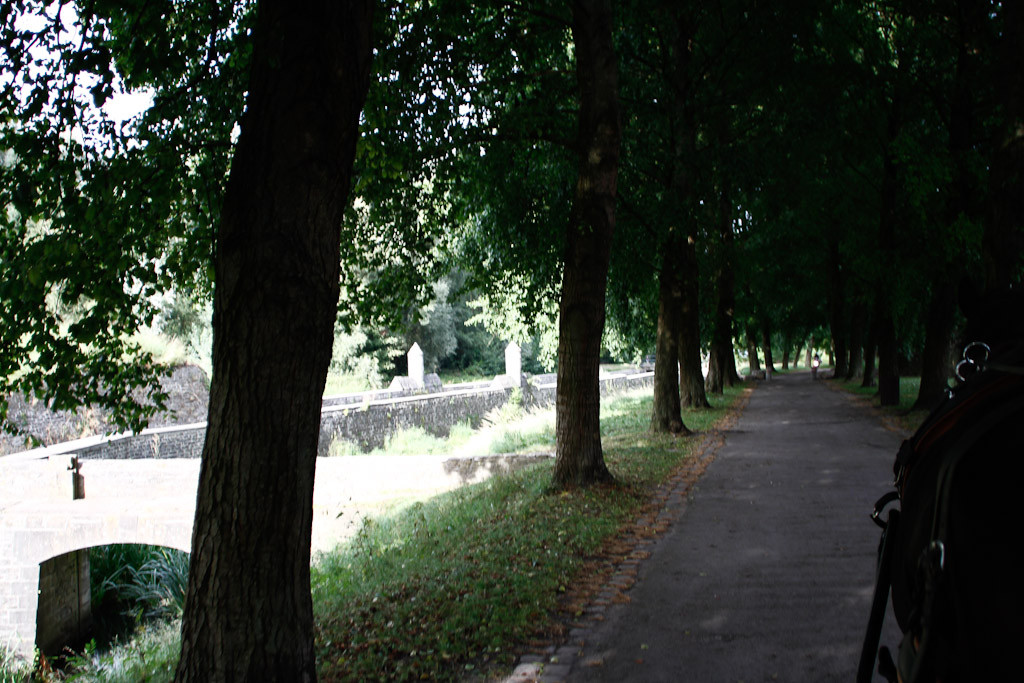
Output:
[1,641,31,683]
[90,545,189,623]
[62,620,180,683]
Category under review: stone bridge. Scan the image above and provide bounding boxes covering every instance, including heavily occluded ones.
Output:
[0,450,549,661]
[0,365,654,661]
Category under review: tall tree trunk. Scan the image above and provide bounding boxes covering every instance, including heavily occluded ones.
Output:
[876,48,905,407]
[745,323,761,376]
[554,0,620,487]
[651,236,688,433]
[915,7,976,411]
[706,188,741,393]
[877,308,900,405]
[914,279,957,410]
[826,238,849,380]
[705,337,725,393]
[876,142,900,405]
[679,234,710,407]
[174,2,373,681]
[845,301,866,380]
[862,321,877,388]
[664,6,709,410]
[761,323,775,373]
[985,0,1024,291]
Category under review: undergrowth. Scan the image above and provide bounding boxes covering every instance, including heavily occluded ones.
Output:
[60,620,180,683]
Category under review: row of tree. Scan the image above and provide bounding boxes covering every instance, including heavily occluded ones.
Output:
[1,0,1020,680]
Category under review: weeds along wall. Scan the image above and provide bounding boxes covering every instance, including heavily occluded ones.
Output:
[39,371,653,461]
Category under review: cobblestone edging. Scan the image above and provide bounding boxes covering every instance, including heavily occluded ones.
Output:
[501,389,751,683]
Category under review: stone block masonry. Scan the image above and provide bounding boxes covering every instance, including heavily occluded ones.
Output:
[16,369,652,462]
[318,384,516,453]
[35,549,91,656]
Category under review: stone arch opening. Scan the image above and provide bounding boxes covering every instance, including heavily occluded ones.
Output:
[35,542,190,659]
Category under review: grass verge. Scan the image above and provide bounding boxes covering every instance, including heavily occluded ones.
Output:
[312,385,746,681]
[831,375,930,433]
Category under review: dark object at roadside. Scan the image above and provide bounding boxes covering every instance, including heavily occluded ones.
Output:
[859,290,1024,683]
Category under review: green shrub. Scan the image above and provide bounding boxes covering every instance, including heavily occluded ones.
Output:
[62,620,180,683]
[328,437,363,457]
[1,642,31,683]
[117,548,189,620]
[381,427,449,455]
[90,545,189,622]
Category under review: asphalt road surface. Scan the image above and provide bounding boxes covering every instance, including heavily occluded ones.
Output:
[565,371,904,682]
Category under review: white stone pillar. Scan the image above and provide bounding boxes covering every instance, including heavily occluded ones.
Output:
[505,342,522,382]
[408,343,424,387]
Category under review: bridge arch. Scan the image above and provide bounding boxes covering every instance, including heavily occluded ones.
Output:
[0,499,194,661]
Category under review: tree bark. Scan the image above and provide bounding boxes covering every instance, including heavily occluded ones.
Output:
[651,236,688,433]
[174,2,373,681]
[877,306,900,406]
[706,190,741,393]
[915,7,977,411]
[745,323,761,376]
[826,238,849,380]
[845,301,866,380]
[761,323,775,373]
[913,279,957,411]
[553,0,620,487]
[984,0,1024,291]
[679,237,710,407]
[876,45,905,407]
[876,143,900,405]
[861,321,878,388]
[665,6,710,410]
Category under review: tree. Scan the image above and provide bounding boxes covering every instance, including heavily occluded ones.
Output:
[985,1,1024,291]
[611,1,705,432]
[552,0,621,487]
[3,0,374,677]
[173,1,374,679]
[705,180,742,392]
[649,230,689,433]
[662,3,709,410]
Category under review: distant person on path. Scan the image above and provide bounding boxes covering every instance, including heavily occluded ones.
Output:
[812,353,821,379]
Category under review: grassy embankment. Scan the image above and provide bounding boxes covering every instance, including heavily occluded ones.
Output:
[3,384,745,682]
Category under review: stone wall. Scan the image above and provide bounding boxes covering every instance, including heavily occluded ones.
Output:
[21,370,652,461]
[35,550,91,656]
[319,385,517,453]
[70,423,208,461]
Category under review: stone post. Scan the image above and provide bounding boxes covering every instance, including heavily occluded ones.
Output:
[408,343,424,387]
[505,342,522,382]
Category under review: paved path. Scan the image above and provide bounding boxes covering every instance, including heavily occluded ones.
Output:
[514,371,905,682]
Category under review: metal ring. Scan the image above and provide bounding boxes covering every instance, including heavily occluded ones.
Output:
[927,540,945,572]
[962,341,990,364]
[955,359,973,383]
